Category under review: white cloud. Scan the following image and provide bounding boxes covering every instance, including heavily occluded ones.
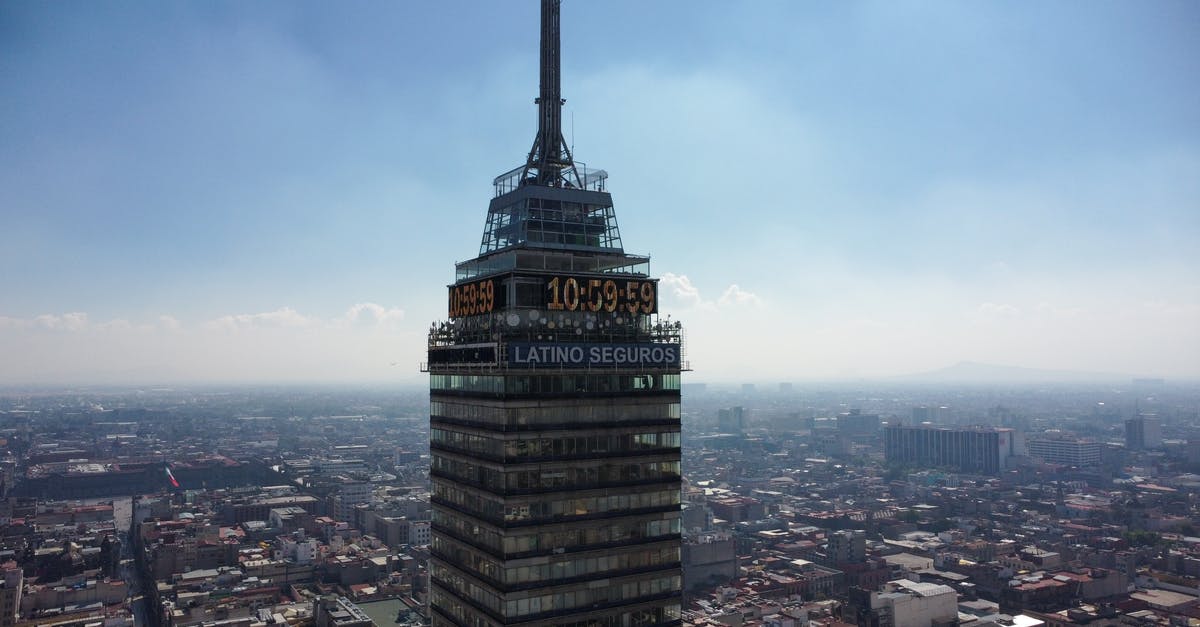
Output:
[660,273,705,308]
[976,302,1021,319]
[207,307,313,331]
[203,303,406,332]
[97,318,133,331]
[340,302,405,327]
[717,285,762,307]
[1,289,1197,383]
[0,304,420,384]
[1138,300,1200,318]
[660,272,761,311]
[1034,302,1084,318]
[34,312,89,331]
[0,317,30,330]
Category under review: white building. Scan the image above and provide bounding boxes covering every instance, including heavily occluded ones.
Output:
[1026,437,1102,467]
[871,580,957,627]
[279,535,320,565]
[332,481,373,522]
[409,520,431,545]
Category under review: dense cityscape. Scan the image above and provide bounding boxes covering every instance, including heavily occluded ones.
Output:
[3,0,1197,626]
[0,381,1197,627]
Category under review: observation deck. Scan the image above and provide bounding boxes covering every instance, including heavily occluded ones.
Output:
[479,164,623,258]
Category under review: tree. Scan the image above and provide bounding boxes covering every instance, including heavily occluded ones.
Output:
[1123,530,1162,548]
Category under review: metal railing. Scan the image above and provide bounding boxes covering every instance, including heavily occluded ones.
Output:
[492,163,609,197]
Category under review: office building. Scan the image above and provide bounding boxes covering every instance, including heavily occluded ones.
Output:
[425,2,684,626]
[883,425,1024,474]
[836,410,880,438]
[1125,415,1162,450]
[826,529,866,565]
[717,407,744,434]
[1026,436,1102,467]
[0,564,22,627]
[682,532,736,592]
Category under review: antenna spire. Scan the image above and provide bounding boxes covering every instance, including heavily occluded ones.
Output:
[523,0,579,188]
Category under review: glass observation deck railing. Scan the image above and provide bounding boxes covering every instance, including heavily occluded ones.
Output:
[455,250,650,282]
[493,163,609,197]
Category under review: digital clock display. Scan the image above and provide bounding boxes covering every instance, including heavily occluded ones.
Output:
[545,275,657,314]
[448,277,502,318]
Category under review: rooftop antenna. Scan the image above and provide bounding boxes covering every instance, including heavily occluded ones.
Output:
[522,0,580,188]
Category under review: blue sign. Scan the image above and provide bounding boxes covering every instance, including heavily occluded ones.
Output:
[508,342,680,368]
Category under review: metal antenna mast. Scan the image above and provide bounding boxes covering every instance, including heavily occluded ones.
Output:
[522,0,579,188]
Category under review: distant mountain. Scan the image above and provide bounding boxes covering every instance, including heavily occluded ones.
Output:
[895,361,1131,384]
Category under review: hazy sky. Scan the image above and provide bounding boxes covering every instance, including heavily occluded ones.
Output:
[2,1,1198,385]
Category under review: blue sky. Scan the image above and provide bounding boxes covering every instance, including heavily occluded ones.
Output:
[1,1,1197,384]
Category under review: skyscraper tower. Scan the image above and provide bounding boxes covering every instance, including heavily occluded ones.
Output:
[425,3,685,626]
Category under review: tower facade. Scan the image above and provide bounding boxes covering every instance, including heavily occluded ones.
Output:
[426,3,684,626]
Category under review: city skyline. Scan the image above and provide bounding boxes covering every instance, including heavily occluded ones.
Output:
[2,1,1198,384]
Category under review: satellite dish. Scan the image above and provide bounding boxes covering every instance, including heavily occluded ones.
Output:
[586,322,594,330]
[528,310,540,320]
[507,313,520,327]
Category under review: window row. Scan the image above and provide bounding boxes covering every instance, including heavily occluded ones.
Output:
[432,428,681,461]
[432,571,503,620]
[430,400,680,428]
[432,567,681,619]
[432,509,679,557]
[430,374,681,395]
[432,455,680,492]
[507,461,680,491]
[432,596,679,627]
[502,488,680,523]
[434,535,679,587]
[431,483,680,525]
[556,605,682,627]
[509,431,679,459]
[501,515,680,556]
